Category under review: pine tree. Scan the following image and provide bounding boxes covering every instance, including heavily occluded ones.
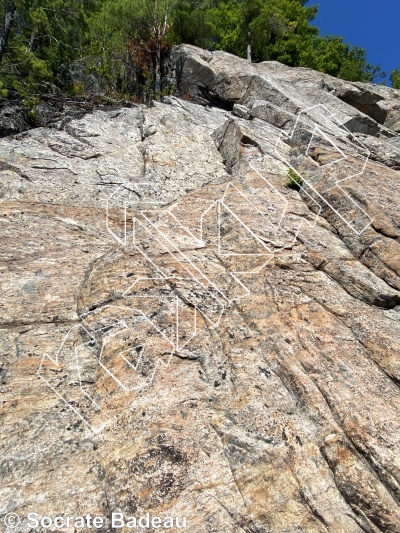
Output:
[390,67,400,89]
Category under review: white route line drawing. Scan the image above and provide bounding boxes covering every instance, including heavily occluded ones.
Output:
[39,103,373,433]
[122,278,198,353]
[38,304,186,432]
[106,181,166,245]
[274,103,372,235]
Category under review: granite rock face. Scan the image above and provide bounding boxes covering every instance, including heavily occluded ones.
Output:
[1,45,400,532]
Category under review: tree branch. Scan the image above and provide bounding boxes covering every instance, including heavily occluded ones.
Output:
[0,0,16,67]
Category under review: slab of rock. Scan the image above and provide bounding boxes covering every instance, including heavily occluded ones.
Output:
[167,44,400,141]
[1,46,400,532]
[232,103,251,120]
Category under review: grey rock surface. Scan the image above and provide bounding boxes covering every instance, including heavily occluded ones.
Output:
[1,45,400,532]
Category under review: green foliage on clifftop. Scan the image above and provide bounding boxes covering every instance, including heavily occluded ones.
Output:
[391,67,400,90]
[0,0,397,104]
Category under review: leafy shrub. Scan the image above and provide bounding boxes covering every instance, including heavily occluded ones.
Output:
[285,167,303,190]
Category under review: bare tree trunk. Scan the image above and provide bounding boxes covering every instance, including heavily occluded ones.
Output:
[155,40,161,93]
[247,28,252,63]
[0,0,16,67]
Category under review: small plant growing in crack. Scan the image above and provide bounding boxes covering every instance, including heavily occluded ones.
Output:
[285,168,303,191]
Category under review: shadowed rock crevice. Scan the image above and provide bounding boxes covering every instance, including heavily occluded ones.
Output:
[335,87,387,126]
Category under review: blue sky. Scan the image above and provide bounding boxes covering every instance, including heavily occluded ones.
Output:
[307,0,400,83]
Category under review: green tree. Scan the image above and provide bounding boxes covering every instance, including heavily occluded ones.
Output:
[169,0,213,48]
[204,0,318,63]
[256,0,318,65]
[203,0,382,82]
[0,0,98,101]
[86,0,176,96]
[390,66,400,89]
[204,0,243,57]
[311,36,383,82]
[0,0,387,105]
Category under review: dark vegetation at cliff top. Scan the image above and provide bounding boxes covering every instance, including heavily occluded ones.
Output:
[0,0,399,115]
